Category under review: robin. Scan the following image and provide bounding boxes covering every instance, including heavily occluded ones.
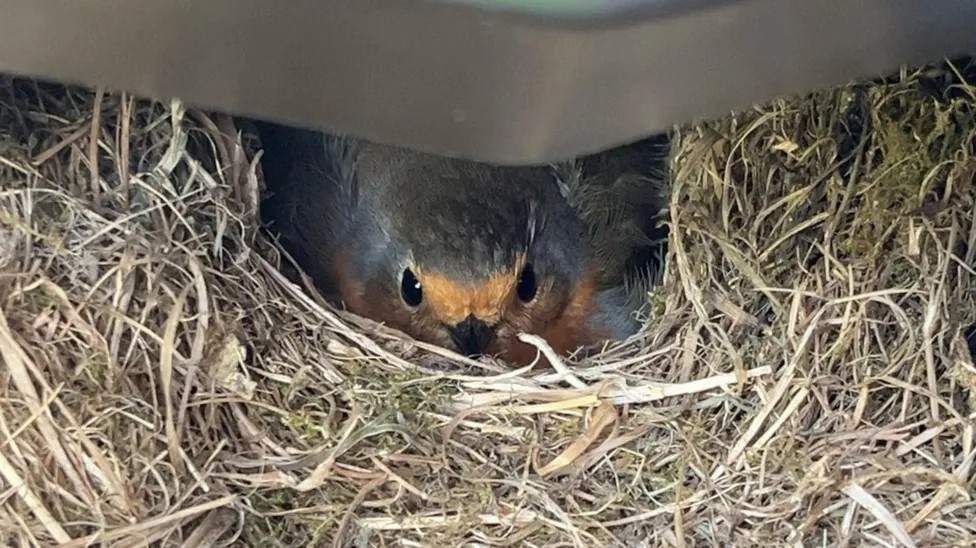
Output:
[255,121,668,365]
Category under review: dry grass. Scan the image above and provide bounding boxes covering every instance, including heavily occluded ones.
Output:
[1,59,975,547]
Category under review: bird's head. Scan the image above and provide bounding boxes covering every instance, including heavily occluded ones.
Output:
[331,161,604,364]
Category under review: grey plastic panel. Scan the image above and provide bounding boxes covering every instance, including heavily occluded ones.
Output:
[1,0,975,164]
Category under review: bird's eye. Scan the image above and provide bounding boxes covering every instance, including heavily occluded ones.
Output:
[517,263,537,302]
[401,268,423,307]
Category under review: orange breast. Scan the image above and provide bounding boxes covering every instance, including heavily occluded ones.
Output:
[330,248,402,326]
[331,250,610,367]
[498,270,607,365]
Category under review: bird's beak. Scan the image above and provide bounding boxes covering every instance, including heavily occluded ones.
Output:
[448,315,495,357]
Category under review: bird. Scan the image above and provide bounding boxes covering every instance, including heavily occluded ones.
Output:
[254,120,668,365]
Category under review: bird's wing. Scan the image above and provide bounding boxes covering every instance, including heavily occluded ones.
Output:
[557,134,671,289]
[252,120,362,296]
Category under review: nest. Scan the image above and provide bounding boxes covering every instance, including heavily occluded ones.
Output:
[1,59,975,547]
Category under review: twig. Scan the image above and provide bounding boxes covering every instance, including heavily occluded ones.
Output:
[332,476,387,548]
[57,495,240,548]
[452,365,773,411]
[517,333,588,389]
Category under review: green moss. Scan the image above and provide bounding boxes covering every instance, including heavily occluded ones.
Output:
[385,370,428,414]
[647,289,668,318]
[474,482,493,506]
[556,416,582,437]
[379,369,456,419]
[306,516,338,546]
[841,83,973,262]
[284,410,331,442]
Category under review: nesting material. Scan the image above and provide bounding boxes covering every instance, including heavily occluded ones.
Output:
[0,61,975,547]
